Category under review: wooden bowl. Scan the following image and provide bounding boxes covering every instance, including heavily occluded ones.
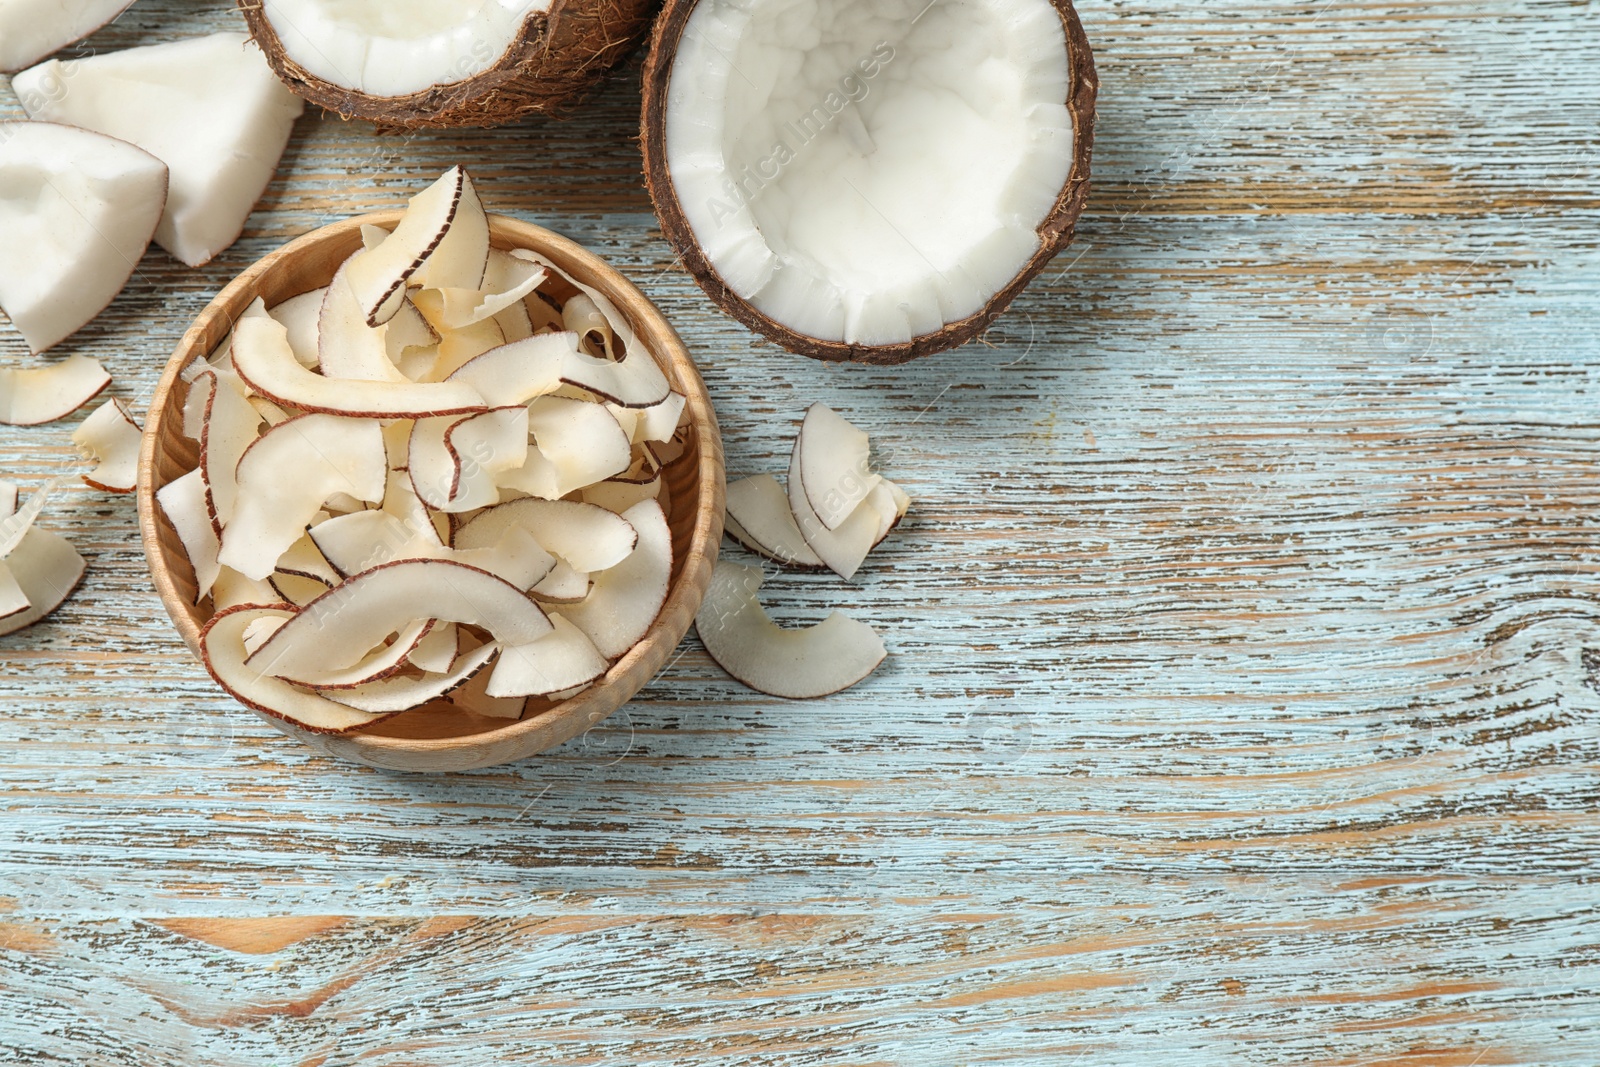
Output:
[137,212,724,773]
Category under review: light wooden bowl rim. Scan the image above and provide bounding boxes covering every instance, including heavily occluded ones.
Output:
[136,211,724,772]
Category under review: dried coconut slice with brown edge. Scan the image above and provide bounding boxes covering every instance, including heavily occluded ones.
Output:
[498,395,632,500]
[0,478,88,638]
[0,122,167,354]
[240,0,658,130]
[72,398,141,493]
[199,604,397,735]
[247,558,552,683]
[640,0,1095,364]
[786,438,901,582]
[344,167,465,326]
[216,413,388,581]
[253,617,433,690]
[311,508,557,592]
[408,622,459,674]
[696,561,887,699]
[411,258,547,332]
[0,355,111,426]
[561,294,617,360]
[156,473,220,601]
[449,637,528,720]
[0,525,88,638]
[454,498,639,575]
[796,403,880,530]
[531,561,590,604]
[268,287,325,366]
[447,329,672,409]
[725,474,826,570]
[322,640,499,715]
[317,259,414,384]
[195,368,264,538]
[552,498,670,660]
[408,406,529,512]
[488,615,608,699]
[232,298,487,418]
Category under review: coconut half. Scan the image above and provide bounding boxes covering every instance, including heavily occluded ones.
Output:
[240,0,660,129]
[641,0,1096,363]
[0,122,167,354]
[13,32,305,267]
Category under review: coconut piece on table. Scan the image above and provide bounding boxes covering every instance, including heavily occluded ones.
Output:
[0,355,111,427]
[0,122,167,354]
[695,561,887,699]
[0,0,135,73]
[72,398,142,493]
[13,32,305,267]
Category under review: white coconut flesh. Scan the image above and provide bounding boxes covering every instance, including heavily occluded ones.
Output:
[0,478,88,639]
[12,32,305,268]
[0,122,167,355]
[694,561,886,699]
[71,398,142,493]
[155,168,702,730]
[0,0,135,73]
[0,354,111,427]
[663,0,1074,346]
[259,0,551,99]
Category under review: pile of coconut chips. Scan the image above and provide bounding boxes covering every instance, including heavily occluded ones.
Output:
[158,167,690,733]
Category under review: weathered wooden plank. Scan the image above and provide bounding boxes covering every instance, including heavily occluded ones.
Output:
[0,0,1597,1060]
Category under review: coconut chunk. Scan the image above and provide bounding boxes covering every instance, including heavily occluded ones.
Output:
[725,474,826,570]
[553,498,671,659]
[454,498,639,574]
[487,615,608,699]
[231,299,488,417]
[695,561,886,698]
[217,413,388,580]
[0,355,111,426]
[0,0,135,73]
[13,32,305,267]
[247,558,552,680]
[200,605,395,734]
[0,122,167,354]
[156,473,221,602]
[72,398,142,493]
[643,0,1094,361]
[796,404,880,530]
[345,167,465,326]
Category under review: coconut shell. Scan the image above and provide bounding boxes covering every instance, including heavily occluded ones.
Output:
[237,0,659,129]
[640,0,1098,365]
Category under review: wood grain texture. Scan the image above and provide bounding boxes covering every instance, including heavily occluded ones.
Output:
[2,0,1598,1062]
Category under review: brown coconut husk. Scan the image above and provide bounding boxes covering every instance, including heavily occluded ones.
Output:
[237,0,660,129]
[639,0,1097,365]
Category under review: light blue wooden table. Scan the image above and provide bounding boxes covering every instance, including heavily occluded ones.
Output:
[1,1,1596,1062]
